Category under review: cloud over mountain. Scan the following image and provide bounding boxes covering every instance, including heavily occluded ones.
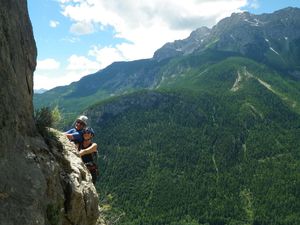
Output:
[59,0,249,61]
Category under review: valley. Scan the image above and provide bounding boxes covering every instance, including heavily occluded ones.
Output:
[34,7,300,225]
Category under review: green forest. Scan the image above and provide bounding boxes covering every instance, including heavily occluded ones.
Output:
[88,57,300,225]
[32,8,300,225]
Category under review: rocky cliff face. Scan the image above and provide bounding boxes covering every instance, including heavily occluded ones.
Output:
[153,26,211,61]
[0,1,101,224]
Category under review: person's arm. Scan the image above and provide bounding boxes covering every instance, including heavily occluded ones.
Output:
[64,129,83,142]
[64,129,75,140]
[79,143,98,157]
[65,133,74,140]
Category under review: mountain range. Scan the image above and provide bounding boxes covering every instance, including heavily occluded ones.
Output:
[34,7,300,123]
[34,7,300,225]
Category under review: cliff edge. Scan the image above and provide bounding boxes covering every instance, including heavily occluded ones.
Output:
[0,1,101,224]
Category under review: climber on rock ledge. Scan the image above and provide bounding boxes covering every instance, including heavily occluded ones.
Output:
[64,115,99,184]
[64,115,88,145]
[78,127,99,184]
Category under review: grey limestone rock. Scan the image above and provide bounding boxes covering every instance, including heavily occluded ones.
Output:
[0,1,101,224]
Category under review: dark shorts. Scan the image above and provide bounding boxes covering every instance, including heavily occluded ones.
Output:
[85,163,99,184]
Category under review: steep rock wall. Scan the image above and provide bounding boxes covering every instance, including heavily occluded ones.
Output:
[0,1,100,224]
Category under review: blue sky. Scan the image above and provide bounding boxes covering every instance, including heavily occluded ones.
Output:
[28,0,300,90]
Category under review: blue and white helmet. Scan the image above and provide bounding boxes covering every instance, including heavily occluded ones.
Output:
[83,127,95,136]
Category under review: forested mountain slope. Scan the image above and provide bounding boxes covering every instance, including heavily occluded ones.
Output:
[87,57,300,225]
[33,7,300,225]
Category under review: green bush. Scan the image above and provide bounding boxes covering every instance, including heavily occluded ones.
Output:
[34,107,53,137]
[34,107,64,149]
[51,105,62,128]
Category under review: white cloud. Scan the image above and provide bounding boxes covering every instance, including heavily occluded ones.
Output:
[59,0,248,61]
[34,70,84,90]
[34,55,100,89]
[88,45,125,68]
[248,0,260,9]
[66,54,100,71]
[36,58,61,70]
[49,20,60,28]
[61,36,80,43]
[70,21,95,35]
[60,0,248,31]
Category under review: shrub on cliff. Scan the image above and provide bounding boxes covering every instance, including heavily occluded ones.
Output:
[34,107,53,137]
[34,106,64,149]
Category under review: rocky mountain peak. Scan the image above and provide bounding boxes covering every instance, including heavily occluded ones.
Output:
[227,11,252,22]
[153,7,300,62]
[189,26,211,39]
[153,26,211,61]
[272,6,300,16]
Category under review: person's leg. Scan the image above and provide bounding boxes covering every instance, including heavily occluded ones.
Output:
[91,170,97,184]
